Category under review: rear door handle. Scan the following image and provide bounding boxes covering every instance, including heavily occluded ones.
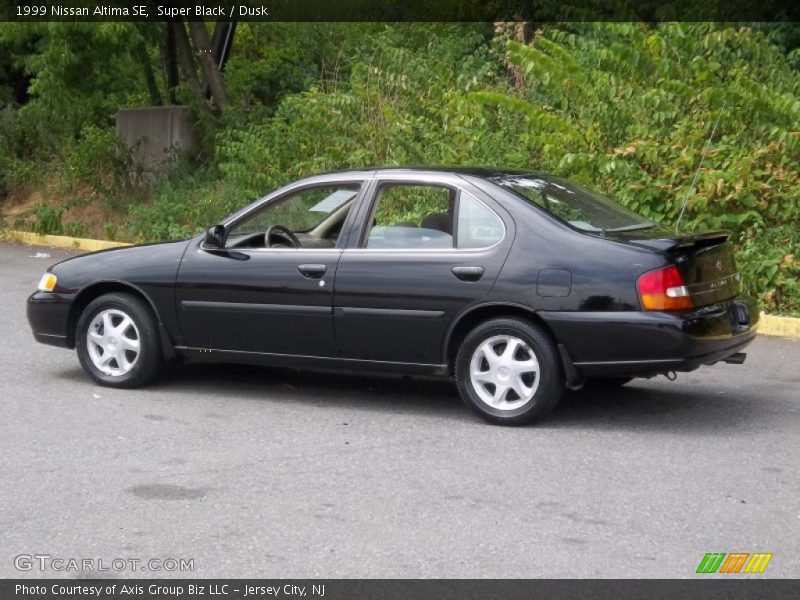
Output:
[297,264,327,279]
[451,266,484,281]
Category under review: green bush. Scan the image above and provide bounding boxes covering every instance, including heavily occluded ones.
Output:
[737,224,799,315]
[126,169,239,242]
[471,24,800,312]
[211,23,800,312]
[0,107,41,192]
[1,22,798,314]
[63,220,88,238]
[32,204,63,235]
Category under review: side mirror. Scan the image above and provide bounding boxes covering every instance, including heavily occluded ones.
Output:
[204,224,226,248]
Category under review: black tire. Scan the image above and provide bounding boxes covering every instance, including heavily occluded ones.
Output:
[584,377,633,389]
[75,292,162,388]
[455,318,564,425]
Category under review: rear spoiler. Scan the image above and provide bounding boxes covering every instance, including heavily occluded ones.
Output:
[614,230,730,252]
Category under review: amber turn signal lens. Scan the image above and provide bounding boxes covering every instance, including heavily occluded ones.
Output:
[637,265,693,311]
[37,272,58,292]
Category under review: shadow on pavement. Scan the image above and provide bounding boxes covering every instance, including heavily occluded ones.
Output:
[549,379,788,434]
[55,362,792,433]
[58,362,468,419]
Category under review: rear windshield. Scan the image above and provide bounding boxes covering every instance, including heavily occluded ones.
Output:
[495,176,656,232]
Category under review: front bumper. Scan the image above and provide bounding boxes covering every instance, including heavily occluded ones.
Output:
[27,291,76,348]
[540,298,759,378]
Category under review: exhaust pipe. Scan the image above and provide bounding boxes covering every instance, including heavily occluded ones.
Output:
[723,352,747,365]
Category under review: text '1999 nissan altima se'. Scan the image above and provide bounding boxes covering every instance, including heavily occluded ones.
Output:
[27,168,758,424]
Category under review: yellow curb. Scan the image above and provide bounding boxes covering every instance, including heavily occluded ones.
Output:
[1,230,130,252]
[759,314,800,339]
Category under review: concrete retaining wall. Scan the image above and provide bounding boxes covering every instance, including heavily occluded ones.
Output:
[116,106,196,176]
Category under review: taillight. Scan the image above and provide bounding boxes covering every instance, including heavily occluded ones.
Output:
[637,265,693,311]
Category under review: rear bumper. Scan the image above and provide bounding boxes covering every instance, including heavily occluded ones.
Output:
[27,291,75,348]
[540,299,759,378]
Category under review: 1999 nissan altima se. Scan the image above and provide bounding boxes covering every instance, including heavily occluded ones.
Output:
[27,168,757,424]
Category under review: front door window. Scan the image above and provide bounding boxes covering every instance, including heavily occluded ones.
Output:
[226,184,361,249]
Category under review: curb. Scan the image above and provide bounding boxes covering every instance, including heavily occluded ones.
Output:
[3,229,799,339]
[1,229,130,252]
[759,314,800,339]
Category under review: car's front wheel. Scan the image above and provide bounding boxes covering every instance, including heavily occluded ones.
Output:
[76,292,162,388]
[455,318,564,425]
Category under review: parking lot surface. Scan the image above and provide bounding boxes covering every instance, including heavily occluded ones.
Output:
[1,241,798,578]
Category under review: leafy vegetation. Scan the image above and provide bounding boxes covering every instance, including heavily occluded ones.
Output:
[0,22,798,314]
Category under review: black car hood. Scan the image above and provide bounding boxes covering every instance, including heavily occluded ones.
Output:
[48,238,192,293]
[51,239,191,268]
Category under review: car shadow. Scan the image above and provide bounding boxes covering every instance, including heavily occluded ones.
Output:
[157,362,470,420]
[56,363,791,433]
[547,379,787,434]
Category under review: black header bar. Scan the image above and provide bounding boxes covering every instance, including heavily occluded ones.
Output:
[4,0,800,22]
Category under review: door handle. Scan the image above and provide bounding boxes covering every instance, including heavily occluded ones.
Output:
[297,264,327,279]
[451,266,484,281]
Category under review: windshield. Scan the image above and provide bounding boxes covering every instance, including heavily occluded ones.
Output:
[496,176,656,232]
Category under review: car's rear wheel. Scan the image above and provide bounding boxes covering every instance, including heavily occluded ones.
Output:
[76,293,161,388]
[455,318,564,425]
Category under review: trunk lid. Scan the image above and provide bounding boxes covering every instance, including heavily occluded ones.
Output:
[606,228,741,307]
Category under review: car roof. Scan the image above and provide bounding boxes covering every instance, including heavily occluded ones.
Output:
[326,166,553,180]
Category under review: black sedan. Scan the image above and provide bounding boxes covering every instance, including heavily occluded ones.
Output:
[27,168,758,424]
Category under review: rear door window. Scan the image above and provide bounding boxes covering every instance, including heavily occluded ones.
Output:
[365,184,455,249]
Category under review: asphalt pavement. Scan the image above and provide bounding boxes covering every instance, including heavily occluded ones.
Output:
[1,241,798,578]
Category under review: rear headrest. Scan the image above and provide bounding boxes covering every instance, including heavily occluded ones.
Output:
[421,212,453,234]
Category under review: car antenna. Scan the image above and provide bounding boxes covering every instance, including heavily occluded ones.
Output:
[674,99,727,235]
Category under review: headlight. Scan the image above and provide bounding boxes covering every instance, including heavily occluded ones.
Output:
[37,272,58,292]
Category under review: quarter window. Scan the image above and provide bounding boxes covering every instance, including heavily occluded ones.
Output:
[457,191,504,249]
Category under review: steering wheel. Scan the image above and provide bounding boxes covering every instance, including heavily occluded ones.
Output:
[264,225,301,249]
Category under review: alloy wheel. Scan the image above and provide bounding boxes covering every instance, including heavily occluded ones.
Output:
[469,334,540,410]
[86,309,141,377]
